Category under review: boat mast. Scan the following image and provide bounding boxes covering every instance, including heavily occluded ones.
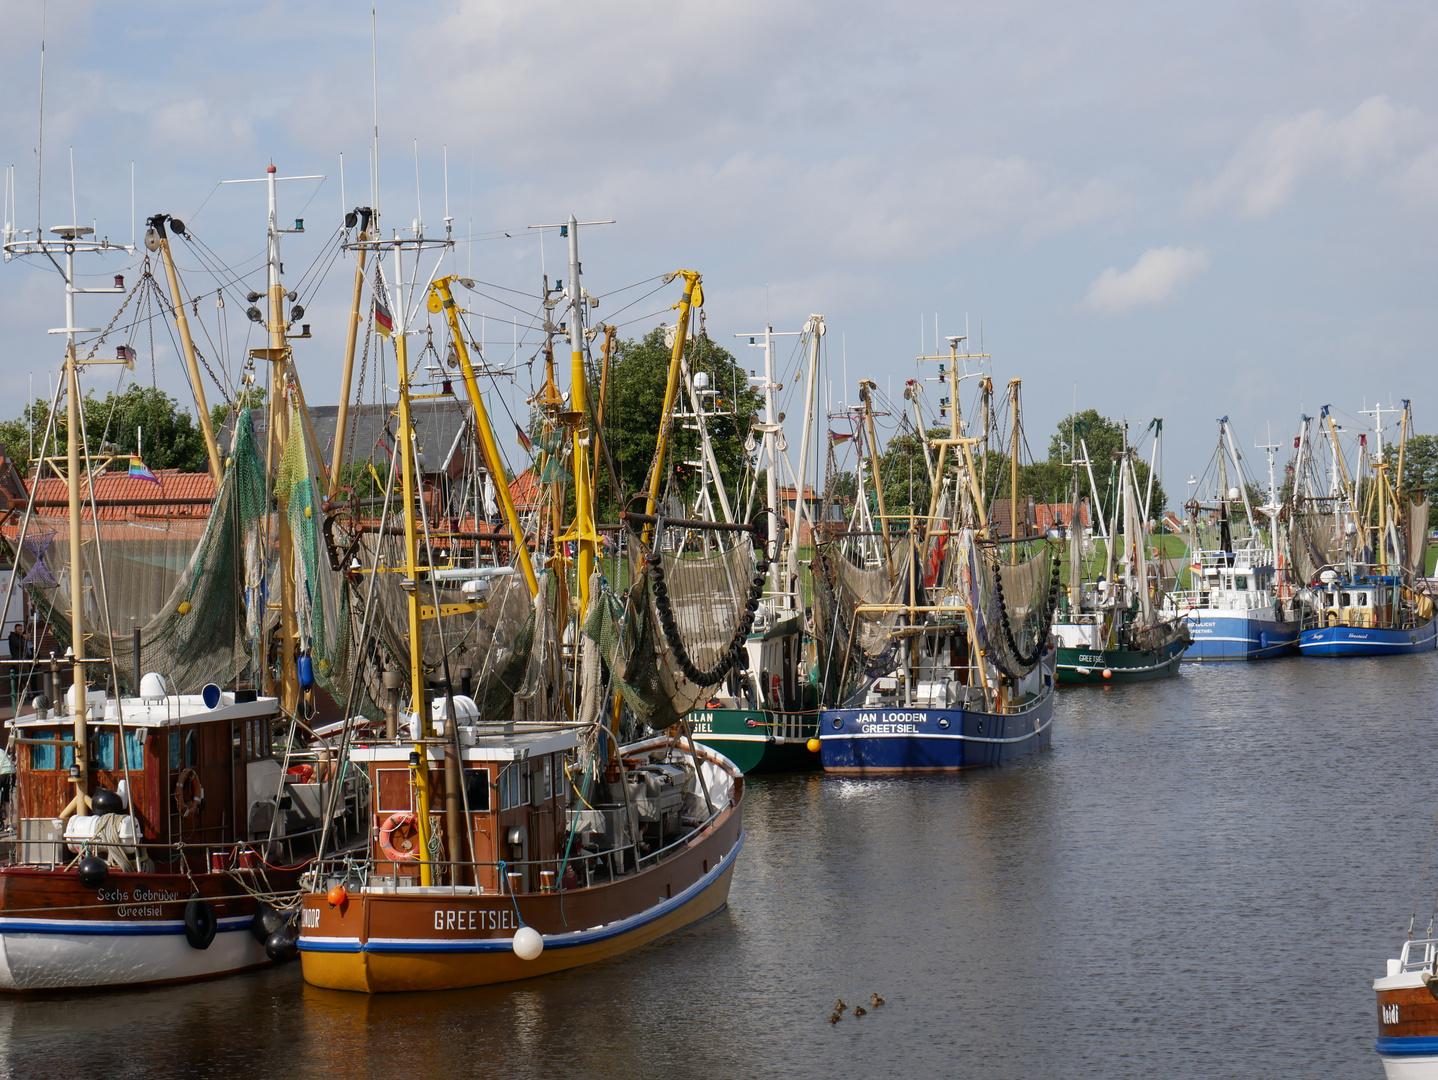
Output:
[642,270,701,544]
[1008,379,1021,563]
[428,276,538,596]
[267,164,300,714]
[329,207,372,498]
[786,316,824,594]
[858,379,892,579]
[149,217,223,485]
[565,216,598,612]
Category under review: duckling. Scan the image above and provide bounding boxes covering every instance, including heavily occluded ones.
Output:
[828,1011,841,1024]
[870,993,885,1008]
[852,1005,867,1017]
[834,998,846,1012]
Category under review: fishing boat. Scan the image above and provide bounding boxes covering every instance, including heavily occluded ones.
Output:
[1295,403,1435,657]
[1373,935,1438,1078]
[0,177,350,989]
[298,235,750,991]
[1052,421,1189,684]
[1165,419,1302,659]
[813,343,1058,773]
[688,321,821,773]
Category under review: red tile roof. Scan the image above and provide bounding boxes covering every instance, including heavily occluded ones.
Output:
[20,469,216,521]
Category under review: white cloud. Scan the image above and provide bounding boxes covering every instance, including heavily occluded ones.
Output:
[1189,95,1420,218]
[1082,246,1209,314]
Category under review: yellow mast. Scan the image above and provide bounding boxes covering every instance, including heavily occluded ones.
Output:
[427,276,539,596]
[328,211,370,499]
[642,270,702,542]
[858,379,893,579]
[395,325,436,886]
[150,217,223,486]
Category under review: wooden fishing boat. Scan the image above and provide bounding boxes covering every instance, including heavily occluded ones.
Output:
[1374,937,1438,1077]
[0,185,350,989]
[299,240,753,990]
[299,730,741,992]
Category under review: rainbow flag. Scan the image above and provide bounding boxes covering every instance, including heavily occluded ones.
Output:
[129,456,161,486]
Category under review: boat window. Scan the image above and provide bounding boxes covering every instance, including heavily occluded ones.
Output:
[185,729,199,768]
[463,768,490,812]
[170,729,181,771]
[243,721,252,760]
[543,756,553,802]
[1235,575,1247,590]
[31,728,74,771]
[93,730,116,771]
[499,763,528,810]
[123,730,145,770]
[1357,593,1368,606]
[1340,592,1351,606]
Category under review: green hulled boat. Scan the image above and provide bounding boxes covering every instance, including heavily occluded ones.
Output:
[1051,422,1190,686]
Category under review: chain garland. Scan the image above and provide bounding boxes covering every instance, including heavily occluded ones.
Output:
[991,547,1061,674]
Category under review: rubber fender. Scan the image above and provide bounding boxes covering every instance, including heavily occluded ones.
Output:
[184,894,218,950]
[250,901,288,944]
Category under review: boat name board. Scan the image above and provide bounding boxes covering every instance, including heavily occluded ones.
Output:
[432,907,519,932]
[1383,1003,1399,1024]
[98,886,181,917]
[856,712,926,733]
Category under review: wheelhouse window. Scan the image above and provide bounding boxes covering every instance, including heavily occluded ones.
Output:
[543,756,553,803]
[31,729,74,771]
[93,730,116,770]
[1340,592,1351,606]
[499,763,529,811]
[463,767,491,811]
[1235,575,1247,590]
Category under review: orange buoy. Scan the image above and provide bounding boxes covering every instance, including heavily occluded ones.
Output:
[1101,669,1113,680]
[806,738,821,754]
[327,884,348,908]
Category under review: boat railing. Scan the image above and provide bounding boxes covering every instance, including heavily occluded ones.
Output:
[309,786,735,895]
[12,821,332,875]
[1397,938,1438,973]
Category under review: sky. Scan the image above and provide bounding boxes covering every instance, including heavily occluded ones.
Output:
[2,0,1437,501]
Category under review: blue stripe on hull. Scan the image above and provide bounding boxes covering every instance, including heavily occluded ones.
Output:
[1299,617,1437,656]
[1377,1035,1438,1057]
[1181,613,1298,660]
[817,693,1054,773]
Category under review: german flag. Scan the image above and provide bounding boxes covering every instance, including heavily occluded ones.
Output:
[374,299,394,338]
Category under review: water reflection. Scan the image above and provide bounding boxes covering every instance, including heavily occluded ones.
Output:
[0,655,1428,1077]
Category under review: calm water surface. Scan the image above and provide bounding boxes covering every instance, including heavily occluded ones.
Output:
[1,655,1433,1079]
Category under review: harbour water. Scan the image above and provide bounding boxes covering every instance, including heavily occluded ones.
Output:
[0,654,1429,1078]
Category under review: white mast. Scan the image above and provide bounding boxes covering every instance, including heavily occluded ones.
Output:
[787,316,824,600]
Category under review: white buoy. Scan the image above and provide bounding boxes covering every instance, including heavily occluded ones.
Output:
[512,926,544,960]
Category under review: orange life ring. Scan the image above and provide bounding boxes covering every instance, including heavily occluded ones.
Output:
[379,812,419,862]
[174,767,204,819]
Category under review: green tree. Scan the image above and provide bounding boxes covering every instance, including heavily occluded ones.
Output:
[1048,410,1167,516]
[1390,434,1438,500]
[0,386,209,473]
[601,328,761,514]
[210,385,268,437]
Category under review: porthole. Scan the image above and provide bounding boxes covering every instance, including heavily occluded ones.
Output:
[976,720,985,735]
[938,718,950,729]
[832,718,842,729]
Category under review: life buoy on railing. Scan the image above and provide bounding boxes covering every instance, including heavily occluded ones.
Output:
[379,812,419,862]
[174,767,204,819]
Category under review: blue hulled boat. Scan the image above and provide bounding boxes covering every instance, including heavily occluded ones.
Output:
[1169,548,1301,660]
[818,644,1054,773]
[811,365,1059,776]
[1298,572,1436,657]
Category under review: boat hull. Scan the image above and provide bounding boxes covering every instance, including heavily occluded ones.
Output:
[1376,983,1438,1079]
[1299,617,1437,657]
[1180,611,1298,660]
[817,691,1053,773]
[690,708,819,773]
[0,865,292,991]
[1055,640,1185,684]
[299,807,744,993]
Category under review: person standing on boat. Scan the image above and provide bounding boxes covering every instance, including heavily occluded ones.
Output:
[7,624,25,711]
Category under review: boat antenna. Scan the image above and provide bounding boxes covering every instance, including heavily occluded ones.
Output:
[371,3,380,214]
[68,146,77,229]
[35,0,46,234]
